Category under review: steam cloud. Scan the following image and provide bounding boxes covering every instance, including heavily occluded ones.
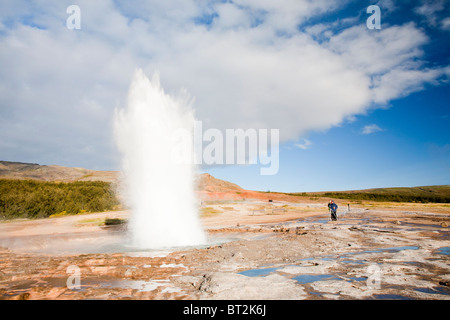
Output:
[114,69,206,249]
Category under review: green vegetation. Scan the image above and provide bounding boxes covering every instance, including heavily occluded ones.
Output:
[0,179,120,220]
[200,206,222,217]
[104,218,126,226]
[288,185,450,203]
[76,217,106,226]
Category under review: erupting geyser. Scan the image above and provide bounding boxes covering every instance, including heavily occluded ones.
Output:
[114,69,206,249]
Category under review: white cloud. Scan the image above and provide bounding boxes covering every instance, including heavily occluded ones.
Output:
[328,23,428,75]
[414,0,446,27]
[212,3,252,29]
[295,138,312,150]
[362,124,383,135]
[441,17,450,30]
[231,0,351,32]
[371,67,443,103]
[327,22,447,104]
[414,0,450,31]
[156,27,371,141]
[376,0,398,13]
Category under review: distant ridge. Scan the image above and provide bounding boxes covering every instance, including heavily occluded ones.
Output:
[288,185,450,203]
[2,160,448,203]
[0,161,243,194]
[0,160,118,183]
[196,173,242,192]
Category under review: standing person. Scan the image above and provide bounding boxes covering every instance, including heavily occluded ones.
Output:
[330,200,338,221]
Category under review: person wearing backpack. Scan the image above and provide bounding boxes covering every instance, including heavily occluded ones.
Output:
[329,200,338,221]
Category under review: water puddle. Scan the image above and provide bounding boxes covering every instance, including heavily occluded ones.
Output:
[239,245,421,280]
[347,276,367,282]
[6,280,40,291]
[312,219,330,224]
[238,245,424,297]
[436,246,450,255]
[295,215,330,225]
[293,274,340,284]
[239,267,278,277]
[373,294,413,300]
[341,259,366,265]
[345,245,419,255]
[14,275,177,295]
[414,286,450,295]
[402,221,446,230]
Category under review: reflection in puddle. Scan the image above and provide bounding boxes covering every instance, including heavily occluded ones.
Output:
[293,274,339,284]
[347,276,367,282]
[436,247,450,255]
[414,286,450,295]
[239,245,422,282]
[239,267,278,277]
[341,259,366,265]
[373,294,413,300]
[237,245,430,299]
[345,246,419,255]
[16,276,180,295]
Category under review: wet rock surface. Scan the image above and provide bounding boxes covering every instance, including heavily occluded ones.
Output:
[0,202,449,300]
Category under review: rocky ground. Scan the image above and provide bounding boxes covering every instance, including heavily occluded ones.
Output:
[0,200,449,300]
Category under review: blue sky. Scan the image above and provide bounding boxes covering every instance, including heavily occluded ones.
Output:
[208,84,450,192]
[0,0,449,192]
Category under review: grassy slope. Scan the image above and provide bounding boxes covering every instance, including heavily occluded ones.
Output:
[287,185,450,203]
[0,179,120,219]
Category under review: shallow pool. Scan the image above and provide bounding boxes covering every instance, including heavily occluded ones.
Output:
[436,246,450,255]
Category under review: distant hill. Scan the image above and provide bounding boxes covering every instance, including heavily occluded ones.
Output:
[0,161,243,193]
[0,161,118,183]
[2,160,448,203]
[196,173,242,192]
[288,185,450,203]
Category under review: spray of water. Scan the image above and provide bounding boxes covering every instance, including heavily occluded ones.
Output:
[113,69,206,249]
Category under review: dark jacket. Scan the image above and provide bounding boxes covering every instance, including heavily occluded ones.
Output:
[330,203,338,212]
